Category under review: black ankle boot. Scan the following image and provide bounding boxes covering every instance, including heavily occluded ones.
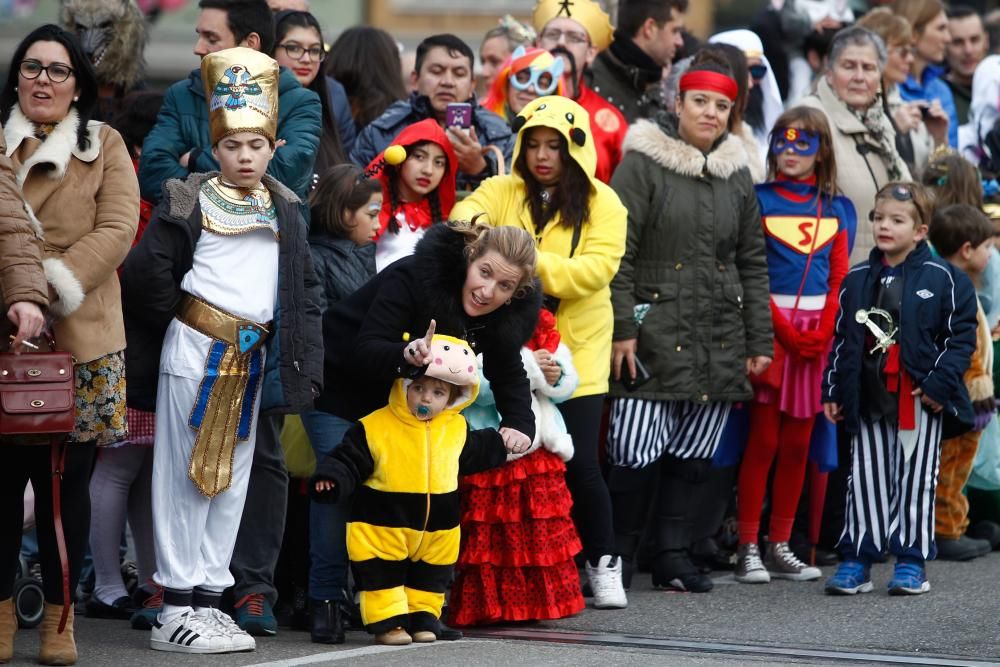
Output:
[310,599,345,644]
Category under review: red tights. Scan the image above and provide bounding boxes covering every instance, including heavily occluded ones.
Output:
[736,401,813,545]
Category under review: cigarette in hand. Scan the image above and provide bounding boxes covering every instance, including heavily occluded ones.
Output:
[9,335,39,350]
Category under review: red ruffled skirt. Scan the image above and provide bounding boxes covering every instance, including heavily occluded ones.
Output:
[449,449,584,626]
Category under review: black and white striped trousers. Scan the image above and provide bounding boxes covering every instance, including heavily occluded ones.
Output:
[607,398,732,469]
[839,406,943,562]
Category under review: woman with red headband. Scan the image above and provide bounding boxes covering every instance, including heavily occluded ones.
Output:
[607,53,773,593]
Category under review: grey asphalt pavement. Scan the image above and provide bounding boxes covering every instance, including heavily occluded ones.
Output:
[5,554,999,666]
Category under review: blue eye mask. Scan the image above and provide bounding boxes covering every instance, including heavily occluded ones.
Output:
[771,127,820,157]
[509,58,564,96]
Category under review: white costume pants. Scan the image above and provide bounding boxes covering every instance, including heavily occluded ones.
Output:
[152,371,260,594]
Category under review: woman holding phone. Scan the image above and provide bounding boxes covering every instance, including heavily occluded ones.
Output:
[606,54,772,594]
[451,96,629,609]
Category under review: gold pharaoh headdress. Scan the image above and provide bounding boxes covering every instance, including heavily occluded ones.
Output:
[532,0,614,52]
[201,46,279,146]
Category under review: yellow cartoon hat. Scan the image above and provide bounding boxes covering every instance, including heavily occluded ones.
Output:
[532,0,614,52]
[512,95,597,181]
[201,46,279,146]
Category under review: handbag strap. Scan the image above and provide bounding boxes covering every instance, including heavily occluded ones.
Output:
[789,195,825,321]
[50,437,70,633]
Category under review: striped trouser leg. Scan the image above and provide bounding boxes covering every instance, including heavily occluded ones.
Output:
[891,407,943,560]
[607,398,670,469]
[664,401,732,460]
[841,418,894,561]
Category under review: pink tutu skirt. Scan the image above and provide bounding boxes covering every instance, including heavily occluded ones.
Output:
[754,306,826,419]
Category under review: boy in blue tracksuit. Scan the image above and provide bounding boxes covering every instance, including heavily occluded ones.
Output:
[822,182,978,596]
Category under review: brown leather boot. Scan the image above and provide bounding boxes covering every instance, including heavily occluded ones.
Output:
[38,603,76,666]
[0,598,15,663]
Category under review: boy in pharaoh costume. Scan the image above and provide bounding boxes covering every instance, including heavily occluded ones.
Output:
[122,46,322,654]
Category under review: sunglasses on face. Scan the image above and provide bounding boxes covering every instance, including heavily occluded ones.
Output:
[749,63,768,80]
[19,59,74,83]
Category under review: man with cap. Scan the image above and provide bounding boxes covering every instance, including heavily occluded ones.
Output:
[533,0,628,182]
[587,0,687,124]
[122,46,322,654]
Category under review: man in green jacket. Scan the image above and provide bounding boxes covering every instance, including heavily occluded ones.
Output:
[586,0,687,123]
[138,0,320,203]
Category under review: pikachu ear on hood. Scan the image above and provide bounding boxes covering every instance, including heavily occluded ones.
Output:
[512,95,596,179]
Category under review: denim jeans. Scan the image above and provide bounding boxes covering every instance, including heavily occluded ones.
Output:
[300,409,352,602]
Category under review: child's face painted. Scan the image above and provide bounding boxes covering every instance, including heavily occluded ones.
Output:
[397,143,447,202]
[870,197,927,265]
[344,192,383,246]
[771,126,819,181]
[212,131,273,188]
[406,377,451,420]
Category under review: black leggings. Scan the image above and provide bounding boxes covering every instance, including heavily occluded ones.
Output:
[559,395,614,561]
[0,443,95,603]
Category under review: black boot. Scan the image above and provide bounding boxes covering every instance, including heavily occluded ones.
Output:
[651,456,713,593]
[310,599,345,644]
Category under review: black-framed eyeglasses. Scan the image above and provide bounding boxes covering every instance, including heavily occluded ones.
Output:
[19,59,74,83]
[277,43,325,62]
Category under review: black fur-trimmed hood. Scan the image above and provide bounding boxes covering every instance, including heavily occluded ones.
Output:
[413,223,543,349]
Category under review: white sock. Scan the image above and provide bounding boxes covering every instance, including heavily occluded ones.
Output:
[158,604,191,625]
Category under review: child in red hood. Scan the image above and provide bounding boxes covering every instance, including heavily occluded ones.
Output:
[366,119,458,272]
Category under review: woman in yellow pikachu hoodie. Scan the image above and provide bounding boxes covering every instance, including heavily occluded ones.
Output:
[311,334,507,644]
[451,95,628,593]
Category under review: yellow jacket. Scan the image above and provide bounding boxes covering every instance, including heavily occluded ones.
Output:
[451,96,627,397]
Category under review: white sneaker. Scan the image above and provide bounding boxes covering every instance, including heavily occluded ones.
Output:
[201,608,256,652]
[585,555,628,609]
[150,610,234,654]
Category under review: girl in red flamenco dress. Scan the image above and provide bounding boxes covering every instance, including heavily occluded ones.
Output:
[449,310,584,625]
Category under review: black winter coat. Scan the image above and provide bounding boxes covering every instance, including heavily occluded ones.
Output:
[122,172,324,414]
[822,241,977,437]
[318,223,542,438]
[308,234,376,312]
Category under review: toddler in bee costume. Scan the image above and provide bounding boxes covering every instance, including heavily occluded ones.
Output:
[312,334,508,645]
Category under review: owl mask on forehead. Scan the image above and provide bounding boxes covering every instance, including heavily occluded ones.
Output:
[201,46,279,146]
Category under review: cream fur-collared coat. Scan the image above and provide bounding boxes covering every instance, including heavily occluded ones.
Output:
[608,113,772,403]
[4,106,138,363]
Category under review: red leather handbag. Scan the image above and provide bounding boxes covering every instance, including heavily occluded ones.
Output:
[0,339,75,435]
[0,334,76,632]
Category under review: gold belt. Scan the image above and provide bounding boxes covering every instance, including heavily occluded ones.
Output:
[176,294,270,497]
[177,294,270,352]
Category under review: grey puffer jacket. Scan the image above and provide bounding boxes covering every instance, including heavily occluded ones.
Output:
[608,113,772,403]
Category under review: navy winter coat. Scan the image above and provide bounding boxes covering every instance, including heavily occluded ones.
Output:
[139,67,321,203]
[822,241,977,437]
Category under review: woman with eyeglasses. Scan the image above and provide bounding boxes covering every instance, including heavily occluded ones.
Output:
[272,10,351,183]
[857,9,949,176]
[0,24,138,665]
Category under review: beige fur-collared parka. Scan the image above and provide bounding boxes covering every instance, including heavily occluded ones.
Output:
[4,106,138,362]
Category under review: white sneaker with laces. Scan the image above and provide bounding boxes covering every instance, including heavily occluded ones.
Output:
[201,608,256,652]
[585,555,628,609]
[150,610,234,654]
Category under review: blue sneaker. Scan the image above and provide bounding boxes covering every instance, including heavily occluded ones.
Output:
[235,593,277,636]
[887,562,930,595]
[824,560,873,595]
